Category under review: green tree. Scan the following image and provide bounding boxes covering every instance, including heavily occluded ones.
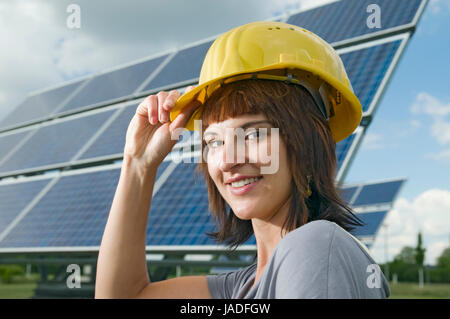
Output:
[430,247,450,283]
[415,232,426,267]
[395,246,416,264]
[436,247,450,268]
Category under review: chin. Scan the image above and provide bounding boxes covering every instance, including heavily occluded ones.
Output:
[229,203,262,220]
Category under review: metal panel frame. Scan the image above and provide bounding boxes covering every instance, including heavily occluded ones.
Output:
[285,0,428,49]
[0,101,127,179]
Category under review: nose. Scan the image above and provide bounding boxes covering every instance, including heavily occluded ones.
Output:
[218,135,246,172]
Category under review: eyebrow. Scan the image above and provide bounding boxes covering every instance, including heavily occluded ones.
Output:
[203,120,272,138]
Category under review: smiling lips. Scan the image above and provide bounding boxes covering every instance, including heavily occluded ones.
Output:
[227,176,263,195]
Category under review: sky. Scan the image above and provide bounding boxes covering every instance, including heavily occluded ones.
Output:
[0,0,449,266]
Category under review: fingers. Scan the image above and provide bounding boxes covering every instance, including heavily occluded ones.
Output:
[136,90,181,126]
[149,95,159,125]
[136,95,155,124]
[157,91,169,123]
[136,87,193,126]
[162,90,180,112]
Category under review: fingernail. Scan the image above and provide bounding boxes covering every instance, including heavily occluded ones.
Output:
[162,112,169,123]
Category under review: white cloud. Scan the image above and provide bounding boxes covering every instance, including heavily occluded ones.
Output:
[428,241,449,264]
[410,119,422,128]
[370,189,450,265]
[426,148,450,161]
[411,92,450,118]
[268,0,336,16]
[410,92,450,160]
[431,120,450,145]
[430,0,450,14]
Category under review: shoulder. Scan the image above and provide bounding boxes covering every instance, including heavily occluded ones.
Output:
[273,220,390,298]
[277,219,338,253]
[278,219,369,259]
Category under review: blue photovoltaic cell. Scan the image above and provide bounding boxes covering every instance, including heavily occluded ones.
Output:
[341,40,402,112]
[58,55,168,114]
[336,133,355,172]
[147,161,219,246]
[350,211,387,237]
[0,162,169,248]
[0,130,31,164]
[78,104,138,160]
[0,178,51,235]
[287,0,422,44]
[0,80,84,131]
[338,186,358,205]
[353,180,403,206]
[0,110,115,175]
[140,41,213,93]
[78,103,195,161]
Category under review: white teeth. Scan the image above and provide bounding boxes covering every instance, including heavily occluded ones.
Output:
[231,177,261,188]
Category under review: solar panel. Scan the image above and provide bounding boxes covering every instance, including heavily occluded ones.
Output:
[352,179,404,206]
[146,163,215,246]
[0,178,52,236]
[0,79,84,131]
[0,109,116,176]
[77,103,138,161]
[336,132,356,172]
[139,41,213,93]
[77,102,195,162]
[340,39,402,113]
[0,163,169,248]
[350,210,387,237]
[0,130,32,164]
[57,55,168,115]
[337,186,358,205]
[0,160,404,250]
[287,0,423,44]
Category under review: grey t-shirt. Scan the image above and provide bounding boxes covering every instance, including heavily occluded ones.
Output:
[207,220,390,299]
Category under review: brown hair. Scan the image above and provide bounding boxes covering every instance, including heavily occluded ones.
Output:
[195,79,363,250]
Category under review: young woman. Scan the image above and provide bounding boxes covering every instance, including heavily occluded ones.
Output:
[95,21,390,299]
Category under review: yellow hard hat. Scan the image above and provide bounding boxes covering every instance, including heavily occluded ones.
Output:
[170,21,362,142]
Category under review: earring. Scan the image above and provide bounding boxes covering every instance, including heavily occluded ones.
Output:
[306,175,312,198]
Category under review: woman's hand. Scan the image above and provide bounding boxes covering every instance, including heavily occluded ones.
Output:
[124,85,200,169]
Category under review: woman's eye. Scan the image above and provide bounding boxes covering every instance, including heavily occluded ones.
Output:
[245,130,260,141]
[206,140,223,148]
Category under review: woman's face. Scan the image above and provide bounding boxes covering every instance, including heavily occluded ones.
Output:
[204,113,292,222]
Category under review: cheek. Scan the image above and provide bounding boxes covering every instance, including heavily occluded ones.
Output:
[207,159,224,192]
[207,161,218,183]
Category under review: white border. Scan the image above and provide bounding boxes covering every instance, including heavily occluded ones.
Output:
[335,126,364,184]
[341,176,408,189]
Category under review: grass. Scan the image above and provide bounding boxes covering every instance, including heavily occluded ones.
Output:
[1,278,449,299]
[0,282,37,299]
[388,282,450,299]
